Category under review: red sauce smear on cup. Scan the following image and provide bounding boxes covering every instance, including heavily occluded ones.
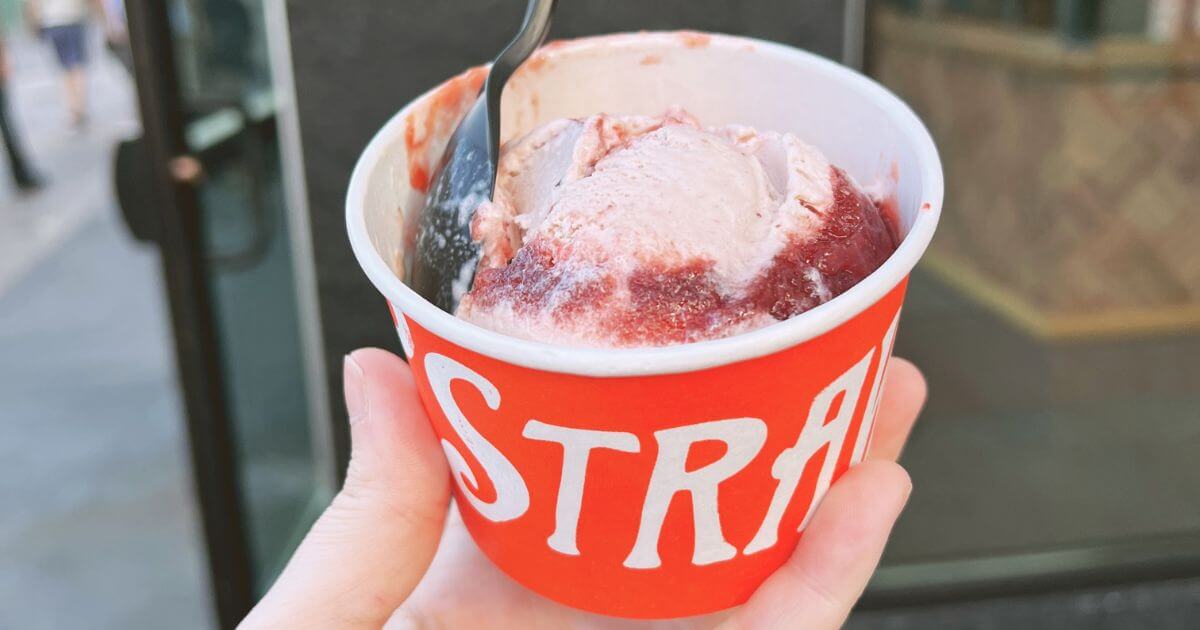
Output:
[404,66,488,193]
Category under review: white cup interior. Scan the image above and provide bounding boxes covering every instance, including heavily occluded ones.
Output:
[347,32,943,377]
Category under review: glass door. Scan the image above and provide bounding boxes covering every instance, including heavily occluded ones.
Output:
[861,0,1200,607]
[122,1,333,627]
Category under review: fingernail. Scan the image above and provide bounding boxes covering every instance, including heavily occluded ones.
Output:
[344,354,368,425]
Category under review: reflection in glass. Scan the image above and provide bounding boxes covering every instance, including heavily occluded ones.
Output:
[868,0,1200,591]
[174,0,324,592]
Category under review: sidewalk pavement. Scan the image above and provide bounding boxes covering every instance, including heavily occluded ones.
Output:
[0,28,139,295]
[0,207,212,630]
[0,28,213,630]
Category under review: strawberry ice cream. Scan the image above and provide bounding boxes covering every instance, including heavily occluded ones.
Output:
[456,109,898,347]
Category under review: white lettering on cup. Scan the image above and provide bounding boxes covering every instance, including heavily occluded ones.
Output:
[425,353,529,522]
[522,421,640,555]
[850,312,901,464]
[395,313,415,359]
[624,418,768,569]
[743,350,875,554]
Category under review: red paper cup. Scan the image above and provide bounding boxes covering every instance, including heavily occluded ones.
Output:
[347,32,942,619]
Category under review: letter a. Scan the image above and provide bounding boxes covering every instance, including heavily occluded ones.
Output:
[744,350,874,554]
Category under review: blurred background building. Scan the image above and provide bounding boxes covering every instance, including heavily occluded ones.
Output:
[0,1,1198,629]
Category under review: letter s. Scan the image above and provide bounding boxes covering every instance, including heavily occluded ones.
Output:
[425,353,529,522]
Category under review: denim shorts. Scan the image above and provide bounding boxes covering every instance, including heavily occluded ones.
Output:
[45,23,89,70]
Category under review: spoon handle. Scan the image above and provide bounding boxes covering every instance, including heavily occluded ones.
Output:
[499,0,558,67]
[484,0,558,180]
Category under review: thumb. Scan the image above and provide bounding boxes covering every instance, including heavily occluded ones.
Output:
[241,349,450,629]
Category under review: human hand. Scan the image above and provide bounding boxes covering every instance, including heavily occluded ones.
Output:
[241,348,926,629]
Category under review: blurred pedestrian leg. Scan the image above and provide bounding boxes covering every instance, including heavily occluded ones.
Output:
[0,34,43,192]
[26,0,94,128]
[100,0,131,75]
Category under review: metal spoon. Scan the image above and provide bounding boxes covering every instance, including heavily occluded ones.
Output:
[410,0,558,313]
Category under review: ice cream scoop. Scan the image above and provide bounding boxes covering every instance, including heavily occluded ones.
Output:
[457,110,899,347]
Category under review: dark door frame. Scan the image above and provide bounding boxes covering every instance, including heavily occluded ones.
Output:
[125,1,254,627]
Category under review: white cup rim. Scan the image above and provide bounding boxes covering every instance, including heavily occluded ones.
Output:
[347,32,943,378]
